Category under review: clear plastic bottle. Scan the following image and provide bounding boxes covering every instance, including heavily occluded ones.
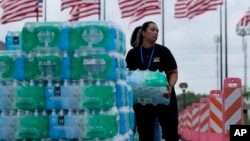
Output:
[45,80,54,109]
[13,51,25,80]
[83,108,119,139]
[49,110,63,139]
[0,110,16,140]
[60,80,79,109]
[81,80,115,110]
[0,80,13,110]
[16,109,49,139]
[5,31,22,50]
[116,80,127,108]
[126,85,133,107]
[14,80,46,110]
[64,109,84,139]
[119,107,130,135]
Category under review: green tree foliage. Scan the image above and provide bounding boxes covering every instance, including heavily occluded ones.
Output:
[176,91,208,111]
[243,90,250,99]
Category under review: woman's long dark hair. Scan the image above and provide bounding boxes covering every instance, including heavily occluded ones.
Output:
[130,26,141,48]
[130,21,156,48]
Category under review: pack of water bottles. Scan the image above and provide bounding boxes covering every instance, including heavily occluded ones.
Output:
[0,80,45,110]
[49,107,134,140]
[71,51,126,80]
[0,110,49,140]
[70,21,126,54]
[22,22,71,52]
[1,21,135,140]
[0,50,25,80]
[45,79,131,110]
[0,51,70,81]
[126,69,170,105]
[21,21,126,54]
[25,51,71,80]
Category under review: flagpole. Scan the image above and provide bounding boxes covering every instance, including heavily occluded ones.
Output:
[224,0,228,78]
[242,35,247,94]
[161,0,164,46]
[98,0,101,21]
[103,0,106,20]
[44,0,47,22]
[36,0,39,22]
[219,4,223,90]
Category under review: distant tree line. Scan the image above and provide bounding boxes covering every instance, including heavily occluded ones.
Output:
[176,91,208,111]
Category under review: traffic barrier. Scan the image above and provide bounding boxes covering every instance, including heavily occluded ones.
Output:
[223,78,244,141]
[182,108,188,139]
[185,106,193,141]
[209,90,223,141]
[198,98,210,141]
[178,111,184,137]
[191,102,200,141]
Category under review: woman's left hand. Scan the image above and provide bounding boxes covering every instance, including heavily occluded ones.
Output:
[162,85,172,99]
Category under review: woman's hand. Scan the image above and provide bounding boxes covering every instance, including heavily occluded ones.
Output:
[162,85,173,99]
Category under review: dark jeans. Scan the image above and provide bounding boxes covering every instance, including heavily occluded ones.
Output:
[133,89,179,141]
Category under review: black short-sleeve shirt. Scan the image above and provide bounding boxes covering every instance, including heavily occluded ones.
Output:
[126,44,177,72]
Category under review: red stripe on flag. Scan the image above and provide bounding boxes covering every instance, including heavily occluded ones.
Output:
[0,0,43,24]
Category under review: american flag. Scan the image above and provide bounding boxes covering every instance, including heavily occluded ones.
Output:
[187,0,222,19]
[118,0,161,24]
[174,0,188,18]
[0,0,43,24]
[174,0,222,19]
[61,0,100,21]
[236,8,250,27]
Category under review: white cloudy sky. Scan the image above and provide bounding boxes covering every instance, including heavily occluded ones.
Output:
[0,0,249,95]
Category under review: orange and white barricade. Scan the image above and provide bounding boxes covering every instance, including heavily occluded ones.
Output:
[209,90,223,141]
[183,106,193,141]
[198,98,210,141]
[182,108,188,139]
[191,102,200,141]
[223,78,244,141]
[178,111,184,137]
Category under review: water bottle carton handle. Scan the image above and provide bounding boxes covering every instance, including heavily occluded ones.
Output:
[0,56,15,78]
[34,26,60,47]
[70,25,109,50]
[36,56,63,77]
[22,26,60,51]
[81,54,112,79]
[71,57,88,80]
[25,58,39,80]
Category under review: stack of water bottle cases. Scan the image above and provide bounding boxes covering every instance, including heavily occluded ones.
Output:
[0,21,135,141]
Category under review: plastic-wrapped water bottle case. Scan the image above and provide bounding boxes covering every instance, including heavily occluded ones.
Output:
[126,69,170,105]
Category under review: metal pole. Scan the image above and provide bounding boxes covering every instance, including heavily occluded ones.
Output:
[103,0,106,20]
[219,5,223,89]
[36,0,39,22]
[98,0,101,21]
[243,36,247,94]
[183,90,185,109]
[216,36,219,89]
[44,0,47,22]
[161,0,165,46]
[224,0,228,78]
[214,35,220,89]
